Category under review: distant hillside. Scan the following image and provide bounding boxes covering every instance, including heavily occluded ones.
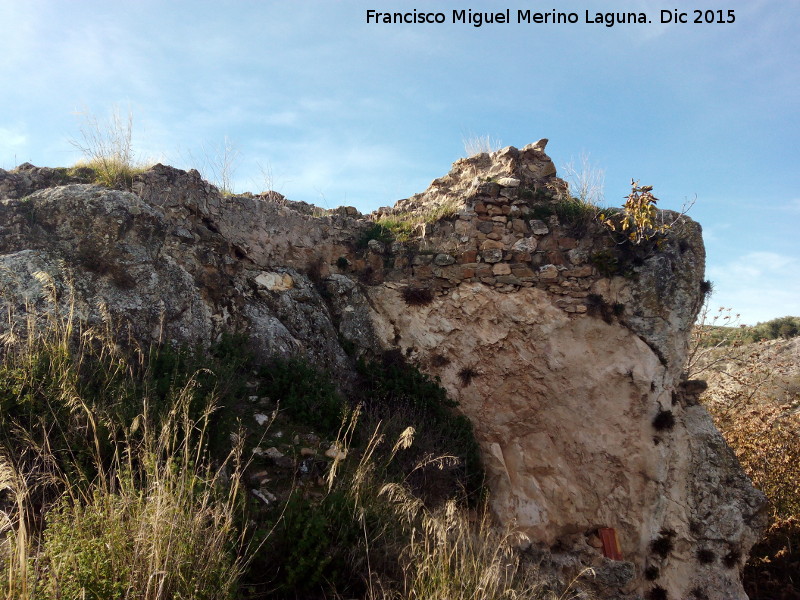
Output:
[697,334,800,599]
[697,315,800,348]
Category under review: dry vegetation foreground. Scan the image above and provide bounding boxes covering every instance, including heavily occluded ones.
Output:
[692,320,800,600]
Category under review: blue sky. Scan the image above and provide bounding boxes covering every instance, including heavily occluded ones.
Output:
[1,0,798,324]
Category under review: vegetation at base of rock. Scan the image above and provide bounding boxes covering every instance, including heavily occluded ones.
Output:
[646,586,668,600]
[457,366,478,386]
[743,517,800,598]
[257,356,346,437]
[644,565,660,580]
[690,587,709,600]
[355,350,485,504]
[722,548,741,569]
[0,290,581,600]
[0,308,248,599]
[696,548,715,564]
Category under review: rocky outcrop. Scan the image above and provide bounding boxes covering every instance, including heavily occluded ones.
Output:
[0,144,766,599]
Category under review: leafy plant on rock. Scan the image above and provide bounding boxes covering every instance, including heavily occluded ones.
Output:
[601,180,668,245]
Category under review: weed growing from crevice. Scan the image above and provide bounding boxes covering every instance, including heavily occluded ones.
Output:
[723,548,741,569]
[401,285,435,306]
[650,534,674,558]
[647,585,668,600]
[690,587,709,600]
[553,196,599,237]
[589,249,620,277]
[652,409,676,432]
[696,548,716,564]
[429,353,451,368]
[357,223,396,249]
[458,366,478,387]
[586,293,619,323]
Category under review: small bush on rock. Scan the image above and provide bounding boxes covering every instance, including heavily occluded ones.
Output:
[650,534,674,558]
[652,409,676,431]
[600,180,669,245]
[696,548,716,564]
[401,285,435,306]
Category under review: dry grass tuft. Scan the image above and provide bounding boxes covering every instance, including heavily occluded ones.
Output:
[70,106,148,189]
[0,275,248,599]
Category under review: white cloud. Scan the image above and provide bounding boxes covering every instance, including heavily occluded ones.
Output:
[707,251,800,324]
[225,132,430,211]
[0,127,27,148]
[260,111,300,127]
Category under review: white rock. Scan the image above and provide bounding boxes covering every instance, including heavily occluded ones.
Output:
[254,271,294,291]
[496,177,520,188]
[511,237,538,253]
[251,489,276,505]
[324,443,347,460]
[264,447,284,460]
[529,219,549,235]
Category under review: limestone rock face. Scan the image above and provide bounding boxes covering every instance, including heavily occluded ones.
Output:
[0,146,766,599]
[366,284,765,599]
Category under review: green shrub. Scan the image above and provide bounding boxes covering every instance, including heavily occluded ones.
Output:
[257,356,346,437]
[265,487,364,596]
[1,362,247,600]
[356,351,484,503]
[553,196,598,236]
[357,222,399,249]
[0,282,248,599]
[42,493,134,599]
[748,315,800,341]
[34,396,245,600]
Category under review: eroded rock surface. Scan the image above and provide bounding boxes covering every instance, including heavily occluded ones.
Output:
[0,145,766,599]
